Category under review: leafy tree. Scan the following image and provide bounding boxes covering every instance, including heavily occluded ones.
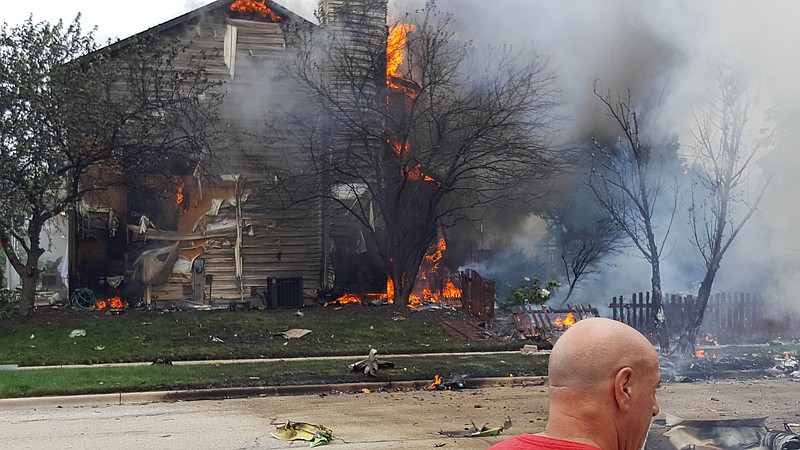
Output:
[274,2,560,306]
[674,67,774,356]
[0,16,222,316]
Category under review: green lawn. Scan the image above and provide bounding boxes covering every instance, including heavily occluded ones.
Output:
[0,306,526,366]
[0,305,550,398]
[0,353,549,398]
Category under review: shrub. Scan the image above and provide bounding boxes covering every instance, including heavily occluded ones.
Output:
[0,289,20,320]
[505,278,561,307]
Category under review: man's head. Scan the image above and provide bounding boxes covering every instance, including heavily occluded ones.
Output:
[545,317,661,450]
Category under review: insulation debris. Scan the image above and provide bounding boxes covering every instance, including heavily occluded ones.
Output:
[277,328,312,339]
[272,420,333,447]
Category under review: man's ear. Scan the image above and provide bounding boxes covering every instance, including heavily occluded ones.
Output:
[614,367,634,412]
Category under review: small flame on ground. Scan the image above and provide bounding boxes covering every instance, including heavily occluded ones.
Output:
[93,296,125,310]
[695,349,706,358]
[425,374,452,390]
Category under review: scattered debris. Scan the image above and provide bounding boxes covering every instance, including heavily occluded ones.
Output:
[94,345,105,351]
[438,418,512,438]
[69,329,86,338]
[293,310,305,317]
[774,353,799,378]
[272,420,333,447]
[151,358,173,365]
[349,348,395,376]
[520,344,539,355]
[210,336,224,343]
[276,329,312,340]
[662,414,800,450]
[425,374,467,390]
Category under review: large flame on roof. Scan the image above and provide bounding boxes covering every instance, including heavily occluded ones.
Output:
[230,0,281,22]
[387,24,414,83]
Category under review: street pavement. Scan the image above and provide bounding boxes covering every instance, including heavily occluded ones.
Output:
[0,383,548,449]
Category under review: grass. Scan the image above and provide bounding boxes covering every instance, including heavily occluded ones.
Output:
[0,306,525,366]
[0,305,550,398]
[0,353,549,398]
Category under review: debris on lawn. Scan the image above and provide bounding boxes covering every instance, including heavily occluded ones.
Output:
[349,348,395,376]
[293,310,305,317]
[271,420,333,447]
[276,329,312,339]
[520,344,539,355]
[210,336,224,343]
[438,418,512,438]
[94,345,105,351]
[773,352,799,377]
[662,414,800,450]
[69,329,86,338]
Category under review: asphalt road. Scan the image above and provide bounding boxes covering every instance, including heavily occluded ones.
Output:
[2,379,799,449]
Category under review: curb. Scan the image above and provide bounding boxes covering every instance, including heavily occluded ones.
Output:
[0,376,548,408]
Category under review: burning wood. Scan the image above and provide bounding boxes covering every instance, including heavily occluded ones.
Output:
[229,0,281,22]
[93,295,125,310]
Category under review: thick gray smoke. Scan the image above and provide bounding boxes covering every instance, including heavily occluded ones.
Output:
[392,0,800,308]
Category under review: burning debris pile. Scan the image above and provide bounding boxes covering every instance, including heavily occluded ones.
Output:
[511,304,599,341]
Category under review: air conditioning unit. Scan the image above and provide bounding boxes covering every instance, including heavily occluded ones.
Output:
[265,277,304,309]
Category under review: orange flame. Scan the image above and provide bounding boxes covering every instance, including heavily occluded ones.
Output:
[553,312,576,328]
[327,238,461,308]
[425,374,452,390]
[387,24,414,81]
[230,0,281,22]
[93,296,125,310]
[176,181,185,206]
[694,349,706,358]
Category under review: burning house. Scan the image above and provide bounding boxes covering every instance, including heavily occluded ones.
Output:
[71,0,357,309]
[67,0,489,311]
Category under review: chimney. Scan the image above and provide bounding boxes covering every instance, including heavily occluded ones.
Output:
[318,0,388,88]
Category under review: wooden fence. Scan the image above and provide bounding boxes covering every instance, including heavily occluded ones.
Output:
[610,292,796,343]
[458,270,495,320]
[512,304,599,340]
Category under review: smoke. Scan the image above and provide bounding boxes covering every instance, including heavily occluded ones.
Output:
[390,0,800,309]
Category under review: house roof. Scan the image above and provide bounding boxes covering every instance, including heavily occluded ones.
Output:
[97,0,314,56]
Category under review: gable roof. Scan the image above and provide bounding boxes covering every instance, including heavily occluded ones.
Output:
[98,0,314,56]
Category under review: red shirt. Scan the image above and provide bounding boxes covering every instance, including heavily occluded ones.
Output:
[487,434,601,450]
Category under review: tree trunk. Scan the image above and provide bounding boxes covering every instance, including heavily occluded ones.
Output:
[674,268,717,357]
[651,260,671,354]
[19,267,39,317]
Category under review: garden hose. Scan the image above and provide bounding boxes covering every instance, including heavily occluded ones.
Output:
[70,288,96,310]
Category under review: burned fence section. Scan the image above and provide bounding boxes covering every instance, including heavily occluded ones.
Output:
[512,304,599,340]
[610,292,795,343]
[458,270,495,320]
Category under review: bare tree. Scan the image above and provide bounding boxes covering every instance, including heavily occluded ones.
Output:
[589,84,679,353]
[674,67,774,356]
[543,200,627,306]
[275,2,560,306]
[0,16,222,316]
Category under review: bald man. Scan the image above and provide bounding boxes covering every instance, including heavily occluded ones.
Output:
[488,317,661,450]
